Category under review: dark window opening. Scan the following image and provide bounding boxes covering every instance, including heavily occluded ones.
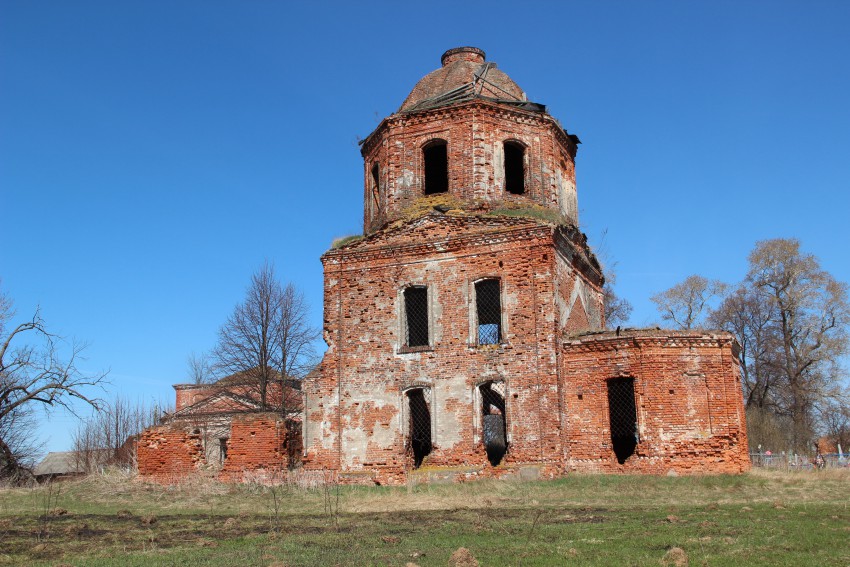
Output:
[424,141,448,194]
[476,279,501,345]
[480,382,507,466]
[371,163,380,192]
[219,438,228,463]
[504,142,525,194]
[284,420,302,469]
[607,377,638,464]
[404,286,429,347]
[407,389,432,468]
[369,162,381,220]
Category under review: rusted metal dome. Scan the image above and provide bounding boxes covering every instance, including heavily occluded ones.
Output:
[399,47,529,113]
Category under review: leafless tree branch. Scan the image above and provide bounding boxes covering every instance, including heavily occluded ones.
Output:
[211,263,318,414]
[0,284,107,480]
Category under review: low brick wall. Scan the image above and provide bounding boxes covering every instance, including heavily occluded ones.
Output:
[137,425,204,481]
[219,413,298,482]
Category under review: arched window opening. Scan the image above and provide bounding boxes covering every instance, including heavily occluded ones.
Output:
[369,162,381,219]
[480,382,507,466]
[607,377,638,464]
[406,388,432,468]
[504,141,525,195]
[404,286,429,347]
[423,140,448,195]
[371,163,380,194]
[475,279,501,345]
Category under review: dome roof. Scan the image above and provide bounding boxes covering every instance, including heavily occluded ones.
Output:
[399,47,530,113]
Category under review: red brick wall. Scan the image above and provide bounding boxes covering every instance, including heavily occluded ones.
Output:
[174,385,215,411]
[361,101,578,234]
[157,49,750,486]
[559,330,750,474]
[173,380,301,414]
[303,214,604,483]
[219,414,298,482]
[137,425,204,481]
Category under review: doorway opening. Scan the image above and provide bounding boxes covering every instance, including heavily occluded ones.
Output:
[406,388,432,468]
[480,381,507,466]
[607,377,638,464]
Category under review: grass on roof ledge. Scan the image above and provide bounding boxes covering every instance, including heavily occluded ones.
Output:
[331,234,364,249]
[400,195,567,225]
[485,205,566,225]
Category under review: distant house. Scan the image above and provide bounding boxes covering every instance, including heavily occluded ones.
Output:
[34,451,85,480]
[33,450,108,481]
[137,370,303,481]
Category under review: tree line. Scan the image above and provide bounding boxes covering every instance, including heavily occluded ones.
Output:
[646,238,850,454]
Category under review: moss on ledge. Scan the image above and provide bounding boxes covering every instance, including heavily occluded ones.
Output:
[485,205,565,225]
[331,234,365,249]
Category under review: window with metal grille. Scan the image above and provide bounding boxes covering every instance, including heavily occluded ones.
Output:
[406,388,432,468]
[607,377,638,464]
[504,141,525,195]
[404,286,429,347]
[480,382,507,466]
[424,140,448,194]
[476,279,501,345]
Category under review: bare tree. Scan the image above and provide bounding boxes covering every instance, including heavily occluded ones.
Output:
[594,229,633,328]
[72,395,168,473]
[0,400,42,480]
[745,238,850,452]
[186,351,213,384]
[603,274,633,328]
[709,239,850,453]
[819,398,850,452]
[0,285,106,480]
[212,264,318,413]
[709,285,780,410]
[651,274,728,330]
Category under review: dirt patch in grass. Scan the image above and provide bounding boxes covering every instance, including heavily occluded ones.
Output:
[1,470,849,566]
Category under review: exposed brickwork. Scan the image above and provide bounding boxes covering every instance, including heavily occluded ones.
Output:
[361,102,579,234]
[173,374,300,414]
[302,47,749,485]
[140,47,750,485]
[138,373,302,483]
[219,414,301,482]
[137,425,204,481]
[560,330,750,474]
[302,212,605,482]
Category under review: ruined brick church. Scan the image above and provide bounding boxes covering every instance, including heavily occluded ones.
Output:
[299,47,749,483]
[139,47,749,484]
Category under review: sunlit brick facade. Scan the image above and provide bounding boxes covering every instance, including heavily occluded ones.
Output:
[301,48,748,484]
[138,47,749,484]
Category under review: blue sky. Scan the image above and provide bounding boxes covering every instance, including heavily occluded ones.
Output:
[2,1,849,453]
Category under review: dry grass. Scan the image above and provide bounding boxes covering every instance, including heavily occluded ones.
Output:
[330,234,364,249]
[0,468,848,566]
[398,194,466,222]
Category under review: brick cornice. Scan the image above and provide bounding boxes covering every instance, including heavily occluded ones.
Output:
[323,221,554,267]
[360,99,576,158]
[562,332,737,353]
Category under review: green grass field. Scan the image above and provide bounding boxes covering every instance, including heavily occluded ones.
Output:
[1,469,848,566]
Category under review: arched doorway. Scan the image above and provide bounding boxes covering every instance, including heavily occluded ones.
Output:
[479,381,507,466]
